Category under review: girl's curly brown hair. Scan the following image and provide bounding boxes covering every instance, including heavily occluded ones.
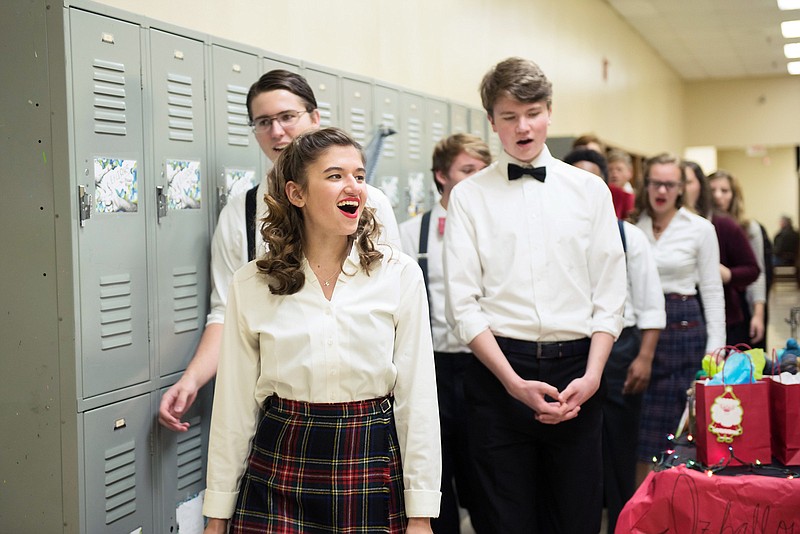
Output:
[256,127,383,295]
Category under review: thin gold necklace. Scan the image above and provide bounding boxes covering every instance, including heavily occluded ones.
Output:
[318,266,341,287]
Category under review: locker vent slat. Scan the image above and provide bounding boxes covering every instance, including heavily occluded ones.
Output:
[381,113,397,159]
[225,84,250,147]
[99,274,133,350]
[349,107,366,144]
[176,416,204,490]
[173,267,200,334]
[407,117,422,161]
[431,119,446,145]
[103,439,137,524]
[92,59,128,136]
[318,102,333,128]
[167,73,195,142]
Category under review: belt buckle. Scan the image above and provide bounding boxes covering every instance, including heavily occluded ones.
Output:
[380,398,391,413]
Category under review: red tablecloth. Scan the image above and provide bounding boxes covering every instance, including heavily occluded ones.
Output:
[616,465,800,533]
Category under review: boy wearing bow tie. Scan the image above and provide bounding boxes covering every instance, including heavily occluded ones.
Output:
[400,133,492,534]
[443,57,626,533]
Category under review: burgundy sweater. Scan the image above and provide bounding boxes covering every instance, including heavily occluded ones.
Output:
[711,213,760,326]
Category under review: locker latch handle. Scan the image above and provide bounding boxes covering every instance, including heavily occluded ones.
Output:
[78,185,92,227]
[156,185,167,222]
[217,185,228,214]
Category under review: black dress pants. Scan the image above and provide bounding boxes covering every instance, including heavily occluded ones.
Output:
[464,337,604,534]
[431,352,489,534]
[601,327,642,534]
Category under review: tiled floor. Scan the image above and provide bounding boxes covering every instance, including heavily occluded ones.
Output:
[455,280,800,534]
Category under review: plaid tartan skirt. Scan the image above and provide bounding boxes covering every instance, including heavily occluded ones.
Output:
[230,395,406,533]
[637,295,707,461]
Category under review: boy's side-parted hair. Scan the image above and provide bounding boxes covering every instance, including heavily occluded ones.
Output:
[431,133,492,193]
[480,57,553,118]
[257,127,383,295]
[607,148,633,168]
[246,69,318,123]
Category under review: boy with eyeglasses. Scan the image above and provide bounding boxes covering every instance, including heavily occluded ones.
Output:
[158,70,400,432]
[443,57,626,533]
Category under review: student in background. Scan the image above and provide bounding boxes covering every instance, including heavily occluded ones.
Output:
[564,148,666,534]
[564,147,633,220]
[158,70,400,432]
[682,161,759,346]
[630,154,724,483]
[708,170,770,349]
[400,133,491,534]
[774,215,799,267]
[444,57,626,533]
[607,148,637,195]
[202,128,440,533]
[572,132,605,154]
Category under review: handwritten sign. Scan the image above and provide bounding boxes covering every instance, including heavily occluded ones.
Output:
[617,465,799,533]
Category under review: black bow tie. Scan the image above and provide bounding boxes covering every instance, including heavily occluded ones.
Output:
[508,163,546,182]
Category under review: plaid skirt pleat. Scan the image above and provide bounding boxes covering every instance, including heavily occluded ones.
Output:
[637,296,707,460]
[230,396,406,534]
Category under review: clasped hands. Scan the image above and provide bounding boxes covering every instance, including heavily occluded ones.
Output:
[507,375,599,424]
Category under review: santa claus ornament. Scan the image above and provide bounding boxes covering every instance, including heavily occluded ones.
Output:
[708,386,744,443]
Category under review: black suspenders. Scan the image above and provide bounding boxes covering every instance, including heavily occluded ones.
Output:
[418,211,433,323]
[245,185,259,262]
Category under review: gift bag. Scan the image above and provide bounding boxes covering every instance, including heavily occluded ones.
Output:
[769,374,800,465]
[695,355,772,466]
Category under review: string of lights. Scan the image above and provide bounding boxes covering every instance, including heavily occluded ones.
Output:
[650,433,799,479]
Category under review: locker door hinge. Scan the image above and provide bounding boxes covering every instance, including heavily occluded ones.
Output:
[78,185,92,227]
[149,429,155,457]
[156,185,167,222]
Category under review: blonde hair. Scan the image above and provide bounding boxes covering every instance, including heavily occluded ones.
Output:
[708,170,750,230]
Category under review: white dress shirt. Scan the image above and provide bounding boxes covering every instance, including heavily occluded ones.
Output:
[202,245,441,520]
[635,208,725,352]
[620,221,667,330]
[400,202,469,353]
[206,177,400,325]
[444,146,626,345]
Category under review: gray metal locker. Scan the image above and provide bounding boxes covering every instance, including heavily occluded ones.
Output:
[148,29,210,379]
[211,45,262,212]
[82,393,154,533]
[341,75,374,149]
[399,91,427,222]
[372,84,403,220]
[261,54,300,75]
[70,9,151,399]
[156,385,212,533]
[450,103,469,134]
[303,65,339,128]
[469,107,489,144]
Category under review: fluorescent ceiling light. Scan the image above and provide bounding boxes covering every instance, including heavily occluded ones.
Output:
[781,20,800,37]
[787,61,800,74]
[785,42,800,58]
[778,0,800,10]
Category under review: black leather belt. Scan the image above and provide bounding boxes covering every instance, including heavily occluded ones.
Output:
[495,336,591,359]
